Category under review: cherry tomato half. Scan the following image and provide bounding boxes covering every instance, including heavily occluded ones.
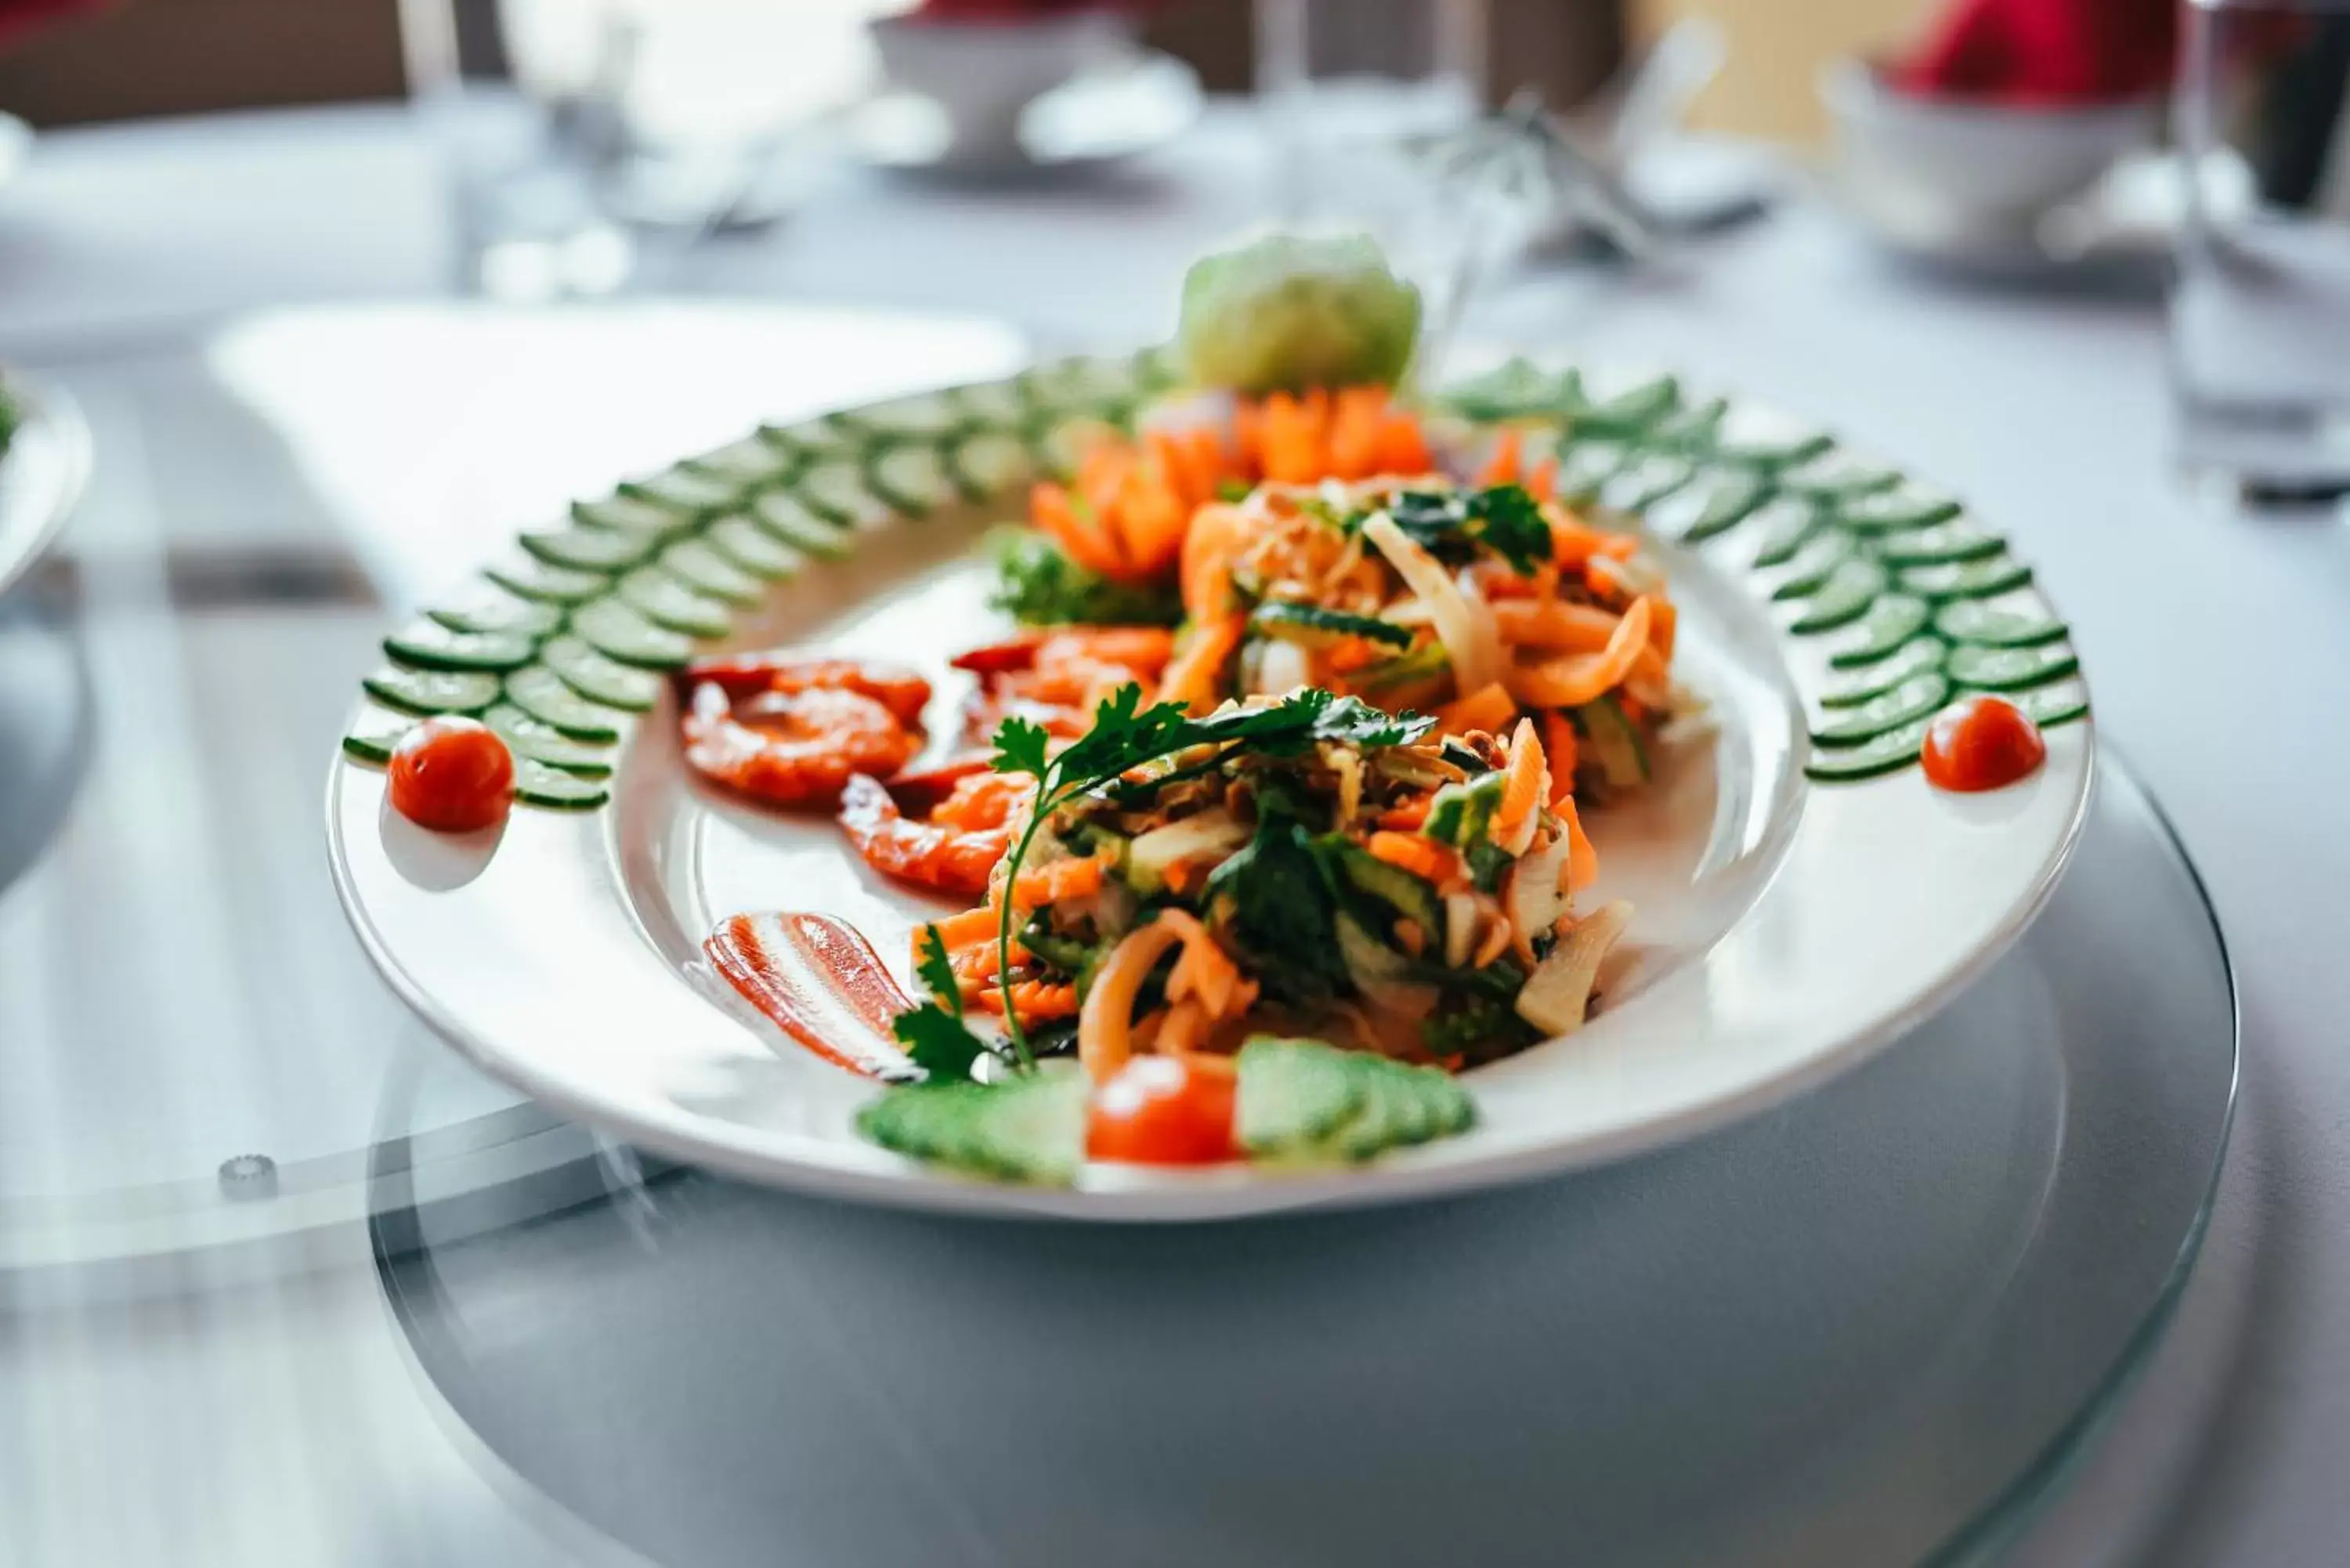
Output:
[389,716,515,832]
[1921,695,2047,794]
[1086,1055,1238,1166]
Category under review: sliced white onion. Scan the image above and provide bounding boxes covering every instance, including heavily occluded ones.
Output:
[1361,511,1502,698]
[1504,833,1574,954]
[1253,638,1312,696]
[1444,891,1481,969]
[1514,900,1633,1037]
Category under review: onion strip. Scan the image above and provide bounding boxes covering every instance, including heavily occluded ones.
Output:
[1361,511,1502,699]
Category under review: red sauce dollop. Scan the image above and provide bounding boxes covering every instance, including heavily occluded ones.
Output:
[389,717,514,831]
[1086,1056,1238,1165]
[1921,695,2046,793]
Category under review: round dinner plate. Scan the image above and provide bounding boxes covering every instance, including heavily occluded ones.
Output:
[328,353,2095,1220]
[0,372,91,603]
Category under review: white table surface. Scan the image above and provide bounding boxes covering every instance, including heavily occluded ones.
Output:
[0,102,2341,1566]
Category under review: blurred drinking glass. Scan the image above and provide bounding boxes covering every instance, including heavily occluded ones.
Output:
[2173,0,2350,495]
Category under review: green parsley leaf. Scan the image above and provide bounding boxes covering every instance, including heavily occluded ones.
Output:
[1466,484,1553,574]
[988,529,1183,627]
[1202,817,1349,1007]
[913,924,964,1014]
[990,714,1054,782]
[893,1004,991,1082]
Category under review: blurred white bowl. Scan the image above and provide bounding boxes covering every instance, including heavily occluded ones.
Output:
[869,12,1132,164]
[1822,57,2160,223]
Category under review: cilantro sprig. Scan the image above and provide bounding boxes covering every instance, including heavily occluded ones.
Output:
[1381,483,1553,574]
[986,684,1433,1068]
[891,923,991,1080]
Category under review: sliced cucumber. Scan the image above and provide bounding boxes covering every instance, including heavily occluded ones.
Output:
[1033,415,1124,481]
[486,555,611,605]
[865,441,957,518]
[1783,452,1904,504]
[949,378,1036,429]
[1647,467,1772,543]
[1820,637,1947,706]
[2018,685,2089,728]
[620,468,743,522]
[750,493,852,558]
[683,434,798,490]
[569,598,695,670]
[1025,355,1144,418]
[1811,672,1950,746]
[795,459,895,531]
[340,712,411,766]
[1444,358,1578,422]
[855,1071,1088,1184]
[1424,771,1509,848]
[428,588,564,640]
[1550,440,1632,507]
[1767,528,1857,601]
[1334,840,1444,936]
[616,566,735,639]
[759,419,859,468]
[504,665,628,742]
[513,758,610,811]
[1945,641,2079,692]
[1747,497,1824,569]
[540,634,662,710]
[949,428,1037,501]
[1835,486,1963,534]
[1828,594,1933,668]
[1236,1037,1367,1155]
[657,537,765,607]
[482,703,615,776]
[1933,601,2068,648]
[1249,600,1413,649]
[1574,695,1650,790]
[519,524,656,575]
[1598,453,1696,516]
[363,665,499,717]
[831,392,971,443]
[1712,408,1835,470]
[1332,1057,1453,1162]
[1898,555,2034,602]
[1571,374,1679,439]
[707,515,808,580]
[383,620,537,674]
[1788,558,1890,635]
[1876,521,2006,569]
[1804,718,1930,783]
[573,494,695,539]
[1645,396,1729,451]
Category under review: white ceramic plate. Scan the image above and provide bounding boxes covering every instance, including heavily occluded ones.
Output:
[329,356,2093,1221]
[0,372,90,602]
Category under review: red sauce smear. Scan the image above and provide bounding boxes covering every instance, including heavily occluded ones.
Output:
[705,912,915,1078]
[1921,695,2047,793]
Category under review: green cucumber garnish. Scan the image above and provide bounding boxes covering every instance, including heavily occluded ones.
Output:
[513,758,610,811]
[1748,497,1824,567]
[340,713,411,766]
[683,435,797,490]
[540,634,662,710]
[706,515,808,580]
[751,492,853,558]
[1945,642,2079,692]
[1249,600,1414,649]
[2018,686,2089,728]
[656,538,765,607]
[428,589,564,640]
[1828,594,1932,667]
[1876,522,2005,569]
[504,665,628,742]
[1933,601,2068,648]
[619,468,741,522]
[1820,638,1946,706]
[382,620,537,674]
[856,1071,1089,1185]
[363,665,499,717]
[865,441,956,518]
[573,494,693,539]
[1804,718,1932,782]
[571,598,695,670]
[1572,374,1679,439]
[1899,555,2034,602]
[795,459,894,531]
[1648,467,1772,543]
[1788,558,1890,635]
[616,566,734,639]
[1768,528,1857,601]
[1235,1037,1367,1155]
[1836,486,1963,534]
[1783,452,1904,504]
[1599,453,1696,516]
[486,555,610,605]
[1812,672,1950,746]
[482,703,614,776]
[519,525,656,575]
[949,428,1037,501]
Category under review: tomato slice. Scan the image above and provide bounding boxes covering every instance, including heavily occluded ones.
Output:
[1086,1056,1238,1165]
[388,716,514,832]
[1921,695,2047,793]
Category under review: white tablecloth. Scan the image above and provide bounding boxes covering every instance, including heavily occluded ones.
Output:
[2,102,2340,1567]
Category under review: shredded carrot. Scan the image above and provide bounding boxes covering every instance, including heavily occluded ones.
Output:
[1541,711,1581,804]
[1368,831,1462,886]
[1524,455,1559,501]
[1504,596,1656,710]
[1012,854,1105,909]
[1491,718,1549,852]
[1377,797,1433,831]
[929,906,1000,952]
[1031,482,1123,576]
[1436,681,1518,736]
[973,978,1079,1023]
[1549,517,1612,568]
[1157,908,1252,1019]
[1180,503,1248,621]
[1160,612,1245,714]
[1647,596,1678,661]
[1476,428,1524,487]
[1558,797,1600,893]
[1493,598,1622,653]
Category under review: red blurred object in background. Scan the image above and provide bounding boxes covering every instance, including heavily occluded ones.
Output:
[0,0,105,52]
[1894,0,2178,103]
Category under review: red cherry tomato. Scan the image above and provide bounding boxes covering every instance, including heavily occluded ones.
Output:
[389,716,515,831]
[1921,695,2047,793]
[1086,1055,1238,1166]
